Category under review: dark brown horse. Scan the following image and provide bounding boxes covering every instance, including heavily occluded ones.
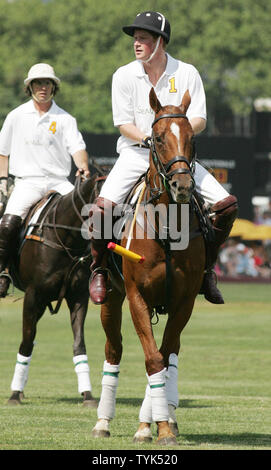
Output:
[91,89,206,445]
[5,170,102,406]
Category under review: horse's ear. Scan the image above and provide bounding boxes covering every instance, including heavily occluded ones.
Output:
[149,87,162,113]
[180,90,191,114]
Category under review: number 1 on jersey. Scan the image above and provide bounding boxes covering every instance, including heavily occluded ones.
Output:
[169,77,177,93]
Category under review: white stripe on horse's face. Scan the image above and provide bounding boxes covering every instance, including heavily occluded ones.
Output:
[170,122,181,153]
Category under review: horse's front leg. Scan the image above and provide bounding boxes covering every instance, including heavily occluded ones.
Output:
[8,288,46,405]
[66,290,97,408]
[92,289,124,438]
[128,287,177,446]
[158,296,196,438]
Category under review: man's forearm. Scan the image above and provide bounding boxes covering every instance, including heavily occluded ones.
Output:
[0,155,9,177]
[118,123,146,143]
[72,150,89,171]
[189,117,206,135]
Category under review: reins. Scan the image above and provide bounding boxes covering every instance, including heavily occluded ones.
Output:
[146,112,197,318]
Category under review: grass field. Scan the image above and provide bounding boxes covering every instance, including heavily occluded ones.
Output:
[0,282,270,451]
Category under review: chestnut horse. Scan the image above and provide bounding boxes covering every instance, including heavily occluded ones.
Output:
[91,89,206,445]
[6,171,102,406]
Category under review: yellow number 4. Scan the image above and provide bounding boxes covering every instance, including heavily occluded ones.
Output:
[49,121,57,134]
[169,77,177,93]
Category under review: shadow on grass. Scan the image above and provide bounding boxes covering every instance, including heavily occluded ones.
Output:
[182,433,271,448]
[115,398,211,408]
[55,397,212,409]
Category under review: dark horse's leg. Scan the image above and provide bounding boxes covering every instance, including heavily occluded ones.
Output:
[8,288,46,405]
[66,290,97,407]
[92,287,124,438]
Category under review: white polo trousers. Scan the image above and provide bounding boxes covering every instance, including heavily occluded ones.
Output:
[5,176,74,218]
[99,147,229,206]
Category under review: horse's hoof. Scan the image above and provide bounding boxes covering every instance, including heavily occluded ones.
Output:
[91,419,110,438]
[133,427,153,443]
[7,391,23,405]
[157,436,178,446]
[169,422,180,437]
[91,428,110,438]
[82,391,98,408]
[7,398,21,406]
[83,399,98,408]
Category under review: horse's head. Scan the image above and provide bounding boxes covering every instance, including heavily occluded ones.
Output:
[149,88,195,204]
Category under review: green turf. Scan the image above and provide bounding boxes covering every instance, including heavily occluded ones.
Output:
[0,283,270,450]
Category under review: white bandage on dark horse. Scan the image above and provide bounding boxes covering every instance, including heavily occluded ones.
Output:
[166,353,179,408]
[11,353,32,392]
[73,354,92,394]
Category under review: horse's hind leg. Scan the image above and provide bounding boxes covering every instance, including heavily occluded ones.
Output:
[66,291,97,408]
[8,289,46,405]
[92,289,124,438]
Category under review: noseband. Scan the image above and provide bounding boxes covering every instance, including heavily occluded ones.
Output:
[151,113,195,182]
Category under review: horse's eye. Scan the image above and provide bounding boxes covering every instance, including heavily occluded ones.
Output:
[155,136,163,144]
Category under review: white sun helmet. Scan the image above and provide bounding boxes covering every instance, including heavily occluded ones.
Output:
[24,63,60,87]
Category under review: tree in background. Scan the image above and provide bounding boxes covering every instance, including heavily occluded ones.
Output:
[0,0,270,134]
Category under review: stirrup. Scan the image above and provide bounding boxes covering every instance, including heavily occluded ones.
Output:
[89,267,111,284]
[0,271,14,296]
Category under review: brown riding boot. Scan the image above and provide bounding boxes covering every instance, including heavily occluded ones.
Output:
[89,197,116,305]
[0,214,22,297]
[89,240,109,305]
[200,195,238,304]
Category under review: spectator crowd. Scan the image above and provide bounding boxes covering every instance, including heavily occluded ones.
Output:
[216,201,271,280]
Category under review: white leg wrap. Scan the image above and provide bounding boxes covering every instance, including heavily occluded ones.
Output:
[166,353,179,408]
[139,384,152,423]
[73,355,91,394]
[148,368,169,422]
[97,361,120,420]
[11,353,32,392]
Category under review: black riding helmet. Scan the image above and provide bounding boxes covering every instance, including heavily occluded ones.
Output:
[122,11,171,44]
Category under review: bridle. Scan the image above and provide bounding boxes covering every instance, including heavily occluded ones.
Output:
[151,113,196,186]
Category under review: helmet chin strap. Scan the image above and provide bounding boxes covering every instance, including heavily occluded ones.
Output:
[141,36,161,64]
[29,83,54,104]
[31,93,54,104]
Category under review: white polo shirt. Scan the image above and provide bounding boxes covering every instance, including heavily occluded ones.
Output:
[112,53,207,153]
[0,99,86,178]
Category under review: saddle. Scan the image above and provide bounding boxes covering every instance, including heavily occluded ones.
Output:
[9,189,91,314]
[18,191,61,254]
[9,192,61,290]
[107,172,214,283]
